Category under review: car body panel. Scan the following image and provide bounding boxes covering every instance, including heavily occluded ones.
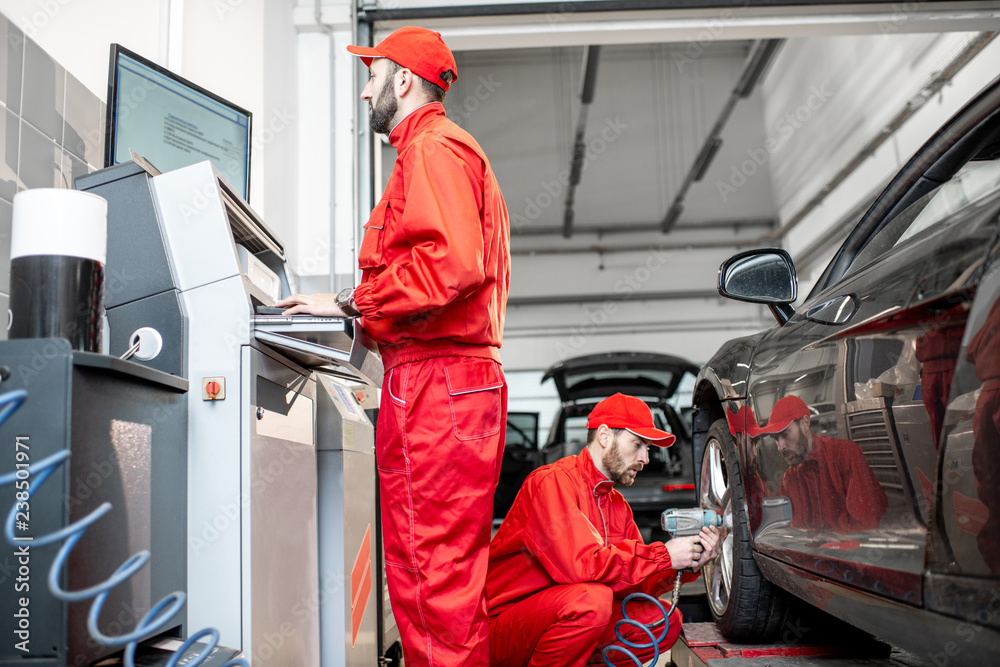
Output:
[695,73,1000,655]
[755,553,998,664]
[695,333,763,402]
[746,193,1000,605]
[934,250,1000,580]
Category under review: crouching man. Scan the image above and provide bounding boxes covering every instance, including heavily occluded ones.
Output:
[486,393,721,666]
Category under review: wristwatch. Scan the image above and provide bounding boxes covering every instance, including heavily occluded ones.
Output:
[336,287,361,317]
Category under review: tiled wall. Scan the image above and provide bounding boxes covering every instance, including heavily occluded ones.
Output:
[0,12,105,340]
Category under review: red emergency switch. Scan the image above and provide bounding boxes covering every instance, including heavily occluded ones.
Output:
[202,377,226,400]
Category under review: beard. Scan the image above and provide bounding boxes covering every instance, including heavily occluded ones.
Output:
[781,427,810,466]
[602,437,643,487]
[369,79,398,134]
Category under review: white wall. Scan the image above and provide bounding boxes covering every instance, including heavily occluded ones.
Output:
[0,0,160,96]
[439,41,777,370]
[0,0,306,272]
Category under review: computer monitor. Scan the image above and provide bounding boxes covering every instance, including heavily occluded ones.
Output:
[105,44,252,201]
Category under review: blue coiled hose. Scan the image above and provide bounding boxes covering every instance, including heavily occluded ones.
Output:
[602,592,673,667]
[0,388,248,667]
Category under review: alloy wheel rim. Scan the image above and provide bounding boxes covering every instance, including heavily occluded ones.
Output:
[700,436,732,617]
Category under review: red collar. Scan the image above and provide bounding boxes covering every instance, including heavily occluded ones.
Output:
[806,432,827,462]
[388,102,445,151]
[577,448,615,497]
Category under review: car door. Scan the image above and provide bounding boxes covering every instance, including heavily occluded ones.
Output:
[745,158,1000,606]
[927,252,1000,632]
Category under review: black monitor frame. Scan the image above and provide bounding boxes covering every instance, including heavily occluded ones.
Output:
[104,43,253,201]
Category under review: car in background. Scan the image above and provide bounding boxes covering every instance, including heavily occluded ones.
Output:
[495,352,699,536]
[691,74,1000,661]
[494,411,542,520]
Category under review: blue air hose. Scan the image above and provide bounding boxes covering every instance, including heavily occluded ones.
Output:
[602,592,673,667]
[0,388,248,667]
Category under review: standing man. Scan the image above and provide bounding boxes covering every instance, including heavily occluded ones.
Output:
[757,395,887,532]
[278,26,510,667]
[487,393,721,667]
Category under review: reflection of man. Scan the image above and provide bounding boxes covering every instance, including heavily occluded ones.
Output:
[916,323,964,448]
[727,405,772,529]
[277,27,510,666]
[486,394,721,667]
[966,297,1000,573]
[757,396,887,532]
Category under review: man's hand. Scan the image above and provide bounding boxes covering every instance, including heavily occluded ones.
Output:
[665,525,722,571]
[275,293,349,318]
[691,525,722,572]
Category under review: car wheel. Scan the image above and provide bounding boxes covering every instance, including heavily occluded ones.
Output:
[700,417,792,640]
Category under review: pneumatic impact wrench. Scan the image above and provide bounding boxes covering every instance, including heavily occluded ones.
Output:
[660,508,724,607]
[600,509,724,666]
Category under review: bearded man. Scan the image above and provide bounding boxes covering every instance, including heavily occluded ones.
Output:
[486,393,721,667]
[757,395,887,533]
[279,26,510,667]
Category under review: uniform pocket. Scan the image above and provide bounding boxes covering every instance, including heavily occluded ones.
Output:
[444,359,504,441]
[386,367,406,406]
[358,202,387,269]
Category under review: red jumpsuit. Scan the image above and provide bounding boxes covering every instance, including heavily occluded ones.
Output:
[778,433,888,532]
[915,324,964,448]
[487,449,697,667]
[355,102,511,666]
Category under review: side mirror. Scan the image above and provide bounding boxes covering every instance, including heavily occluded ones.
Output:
[718,248,797,324]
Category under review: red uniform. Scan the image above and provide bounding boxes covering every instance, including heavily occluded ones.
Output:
[355,102,509,363]
[356,102,511,666]
[778,433,888,532]
[915,324,964,447]
[487,449,697,667]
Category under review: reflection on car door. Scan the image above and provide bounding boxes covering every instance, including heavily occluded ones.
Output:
[935,258,1000,583]
[746,172,1000,606]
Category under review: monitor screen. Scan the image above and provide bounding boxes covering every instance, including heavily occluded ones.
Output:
[105,44,252,201]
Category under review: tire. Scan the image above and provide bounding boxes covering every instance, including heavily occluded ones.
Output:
[700,417,792,640]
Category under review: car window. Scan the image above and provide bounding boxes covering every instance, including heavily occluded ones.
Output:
[505,412,539,449]
[844,159,1000,278]
[562,369,679,394]
[563,416,590,444]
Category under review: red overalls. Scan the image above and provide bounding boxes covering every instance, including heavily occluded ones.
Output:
[355,102,511,666]
[778,433,888,532]
[487,449,697,667]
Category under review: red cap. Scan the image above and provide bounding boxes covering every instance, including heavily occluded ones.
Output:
[726,405,761,438]
[347,26,458,92]
[587,393,676,447]
[756,395,810,435]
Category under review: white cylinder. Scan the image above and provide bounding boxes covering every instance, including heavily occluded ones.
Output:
[11,188,108,264]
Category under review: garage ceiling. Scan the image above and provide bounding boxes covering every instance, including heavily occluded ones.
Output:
[381,40,777,253]
[363,2,1000,368]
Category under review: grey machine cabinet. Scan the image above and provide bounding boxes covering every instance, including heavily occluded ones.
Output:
[0,338,188,667]
[71,159,387,665]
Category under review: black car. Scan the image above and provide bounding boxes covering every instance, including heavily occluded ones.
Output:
[691,74,1000,661]
[496,352,699,535]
